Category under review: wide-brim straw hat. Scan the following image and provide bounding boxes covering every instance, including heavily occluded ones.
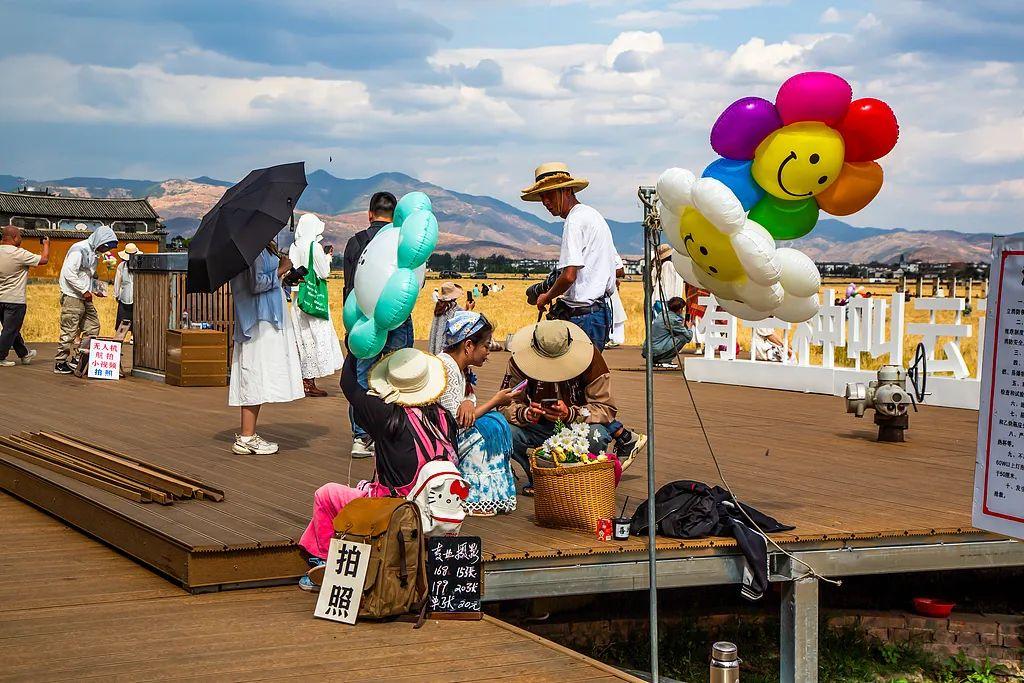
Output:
[656,243,675,262]
[508,319,593,383]
[118,242,140,261]
[368,348,447,406]
[438,282,464,301]
[521,162,589,202]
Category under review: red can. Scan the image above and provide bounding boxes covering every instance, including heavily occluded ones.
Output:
[596,518,613,541]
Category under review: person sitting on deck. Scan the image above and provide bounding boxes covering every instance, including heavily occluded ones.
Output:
[437,311,522,517]
[499,319,647,495]
[643,296,693,369]
[297,347,457,590]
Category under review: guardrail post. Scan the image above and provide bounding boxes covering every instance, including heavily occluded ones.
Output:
[780,576,818,683]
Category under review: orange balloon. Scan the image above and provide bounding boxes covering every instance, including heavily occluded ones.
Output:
[815,161,883,216]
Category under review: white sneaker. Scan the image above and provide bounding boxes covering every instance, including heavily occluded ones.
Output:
[0,360,14,367]
[21,350,37,365]
[232,434,279,455]
[351,437,374,459]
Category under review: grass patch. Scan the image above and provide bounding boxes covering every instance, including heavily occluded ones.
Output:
[588,619,1016,682]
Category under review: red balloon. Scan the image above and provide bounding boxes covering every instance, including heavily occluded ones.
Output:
[836,98,899,162]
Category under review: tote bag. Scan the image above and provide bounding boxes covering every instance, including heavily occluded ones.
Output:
[298,242,330,319]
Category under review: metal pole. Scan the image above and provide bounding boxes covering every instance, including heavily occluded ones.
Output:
[640,187,659,681]
[780,577,819,683]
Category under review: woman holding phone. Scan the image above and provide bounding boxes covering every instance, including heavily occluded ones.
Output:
[437,311,521,516]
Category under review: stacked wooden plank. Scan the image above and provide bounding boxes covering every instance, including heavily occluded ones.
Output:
[0,431,224,505]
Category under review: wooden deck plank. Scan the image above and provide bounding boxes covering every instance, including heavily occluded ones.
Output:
[0,344,980,587]
[0,494,640,683]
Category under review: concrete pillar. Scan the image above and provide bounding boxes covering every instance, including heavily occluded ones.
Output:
[916,277,923,298]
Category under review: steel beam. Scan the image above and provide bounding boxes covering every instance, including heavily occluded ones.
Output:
[780,577,819,683]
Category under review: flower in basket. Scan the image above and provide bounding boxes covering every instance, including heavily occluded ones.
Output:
[537,422,599,467]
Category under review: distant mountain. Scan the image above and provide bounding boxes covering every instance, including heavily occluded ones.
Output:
[0,170,996,262]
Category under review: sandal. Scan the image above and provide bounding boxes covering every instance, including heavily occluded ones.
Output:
[521,485,535,497]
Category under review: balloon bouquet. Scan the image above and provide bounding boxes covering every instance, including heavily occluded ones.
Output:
[343,191,439,358]
[659,71,898,322]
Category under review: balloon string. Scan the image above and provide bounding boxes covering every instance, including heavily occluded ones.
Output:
[645,199,840,588]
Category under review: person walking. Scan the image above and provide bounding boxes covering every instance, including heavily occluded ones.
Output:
[521,163,620,350]
[113,242,139,339]
[428,281,465,355]
[54,225,118,374]
[228,242,304,456]
[288,213,343,397]
[0,226,49,367]
[341,192,414,458]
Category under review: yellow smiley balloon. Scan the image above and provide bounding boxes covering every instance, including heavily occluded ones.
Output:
[679,207,744,282]
[751,121,845,200]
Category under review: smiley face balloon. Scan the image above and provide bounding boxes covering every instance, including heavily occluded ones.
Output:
[705,71,898,241]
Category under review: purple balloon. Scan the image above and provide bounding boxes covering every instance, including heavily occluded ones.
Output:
[710,97,783,161]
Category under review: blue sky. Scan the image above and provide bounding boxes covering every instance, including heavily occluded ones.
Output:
[1,0,1022,232]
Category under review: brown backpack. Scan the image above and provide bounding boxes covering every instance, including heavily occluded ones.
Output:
[331,497,427,620]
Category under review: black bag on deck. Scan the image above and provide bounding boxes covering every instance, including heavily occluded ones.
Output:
[629,480,793,601]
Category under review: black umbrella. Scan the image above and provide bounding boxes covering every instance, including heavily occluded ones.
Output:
[186,161,307,293]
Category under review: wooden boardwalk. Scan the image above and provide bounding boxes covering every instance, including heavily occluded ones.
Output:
[0,495,640,682]
[0,344,983,589]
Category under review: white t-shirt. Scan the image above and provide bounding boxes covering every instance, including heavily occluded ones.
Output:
[0,245,41,304]
[557,203,620,307]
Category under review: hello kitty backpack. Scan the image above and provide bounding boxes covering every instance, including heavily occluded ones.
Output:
[406,460,469,536]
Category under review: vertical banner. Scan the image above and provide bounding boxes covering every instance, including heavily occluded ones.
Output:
[974,236,1024,539]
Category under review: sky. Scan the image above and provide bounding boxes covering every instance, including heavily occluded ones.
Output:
[0,0,1022,232]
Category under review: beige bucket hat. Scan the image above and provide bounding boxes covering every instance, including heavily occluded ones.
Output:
[368,348,448,406]
[507,319,594,383]
[438,281,464,302]
[118,242,140,261]
[521,162,589,202]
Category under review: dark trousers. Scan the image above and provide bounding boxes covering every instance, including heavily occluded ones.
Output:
[116,301,133,332]
[0,302,29,360]
[569,301,611,351]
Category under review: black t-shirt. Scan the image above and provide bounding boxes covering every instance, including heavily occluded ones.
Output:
[341,353,458,490]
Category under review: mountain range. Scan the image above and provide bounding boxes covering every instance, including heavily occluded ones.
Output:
[0,171,996,263]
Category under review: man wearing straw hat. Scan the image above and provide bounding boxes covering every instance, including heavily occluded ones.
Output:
[521,163,622,350]
[499,319,646,494]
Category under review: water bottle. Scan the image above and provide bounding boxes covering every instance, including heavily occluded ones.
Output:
[710,642,740,683]
[181,311,189,330]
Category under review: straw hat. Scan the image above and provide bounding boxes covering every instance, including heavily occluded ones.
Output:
[656,243,674,263]
[507,319,594,383]
[520,162,589,202]
[118,242,140,261]
[438,282,464,302]
[368,348,447,406]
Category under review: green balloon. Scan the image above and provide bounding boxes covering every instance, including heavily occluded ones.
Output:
[393,191,432,228]
[374,268,420,330]
[342,291,363,332]
[397,210,439,269]
[348,317,387,359]
[748,195,819,241]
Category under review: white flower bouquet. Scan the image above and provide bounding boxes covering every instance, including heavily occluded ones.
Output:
[535,421,609,466]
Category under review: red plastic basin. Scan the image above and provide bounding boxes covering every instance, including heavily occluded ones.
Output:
[912,597,955,618]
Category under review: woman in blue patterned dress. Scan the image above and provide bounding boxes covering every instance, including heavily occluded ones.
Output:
[437,312,520,516]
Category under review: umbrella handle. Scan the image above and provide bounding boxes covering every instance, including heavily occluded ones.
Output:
[288,197,295,232]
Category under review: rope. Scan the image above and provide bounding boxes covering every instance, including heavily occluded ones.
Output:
[642,195,840,588]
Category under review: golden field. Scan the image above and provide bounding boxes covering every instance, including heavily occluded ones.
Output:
[22,277,983,374]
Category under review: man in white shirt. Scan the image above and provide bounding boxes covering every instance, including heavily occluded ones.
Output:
[54,225,118,374]
[521,162,622,350]
[0,225,49,367]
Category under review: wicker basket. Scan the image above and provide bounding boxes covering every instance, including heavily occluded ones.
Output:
[530,452,617,531]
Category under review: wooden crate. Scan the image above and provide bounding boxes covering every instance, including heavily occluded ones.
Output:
[165,329,228,387]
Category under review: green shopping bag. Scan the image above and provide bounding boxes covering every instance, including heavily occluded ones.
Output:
[297,242,330,319]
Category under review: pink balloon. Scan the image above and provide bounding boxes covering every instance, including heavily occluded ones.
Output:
[775,72,852,126]
[710,97,783,160]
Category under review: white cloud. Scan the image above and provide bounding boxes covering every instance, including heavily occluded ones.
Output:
[820,7,842,24]
[602,10,710,30]
[725,37,808,81]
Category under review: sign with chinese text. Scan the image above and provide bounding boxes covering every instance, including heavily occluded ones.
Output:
[314,539,371,624]
[87,339,121,380]
[974,237,1024,540]
[426,536,482,619]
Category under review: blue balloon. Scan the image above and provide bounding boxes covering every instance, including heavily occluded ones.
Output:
[393,191,432,228]
[702,158,765,211]
[397,210,439,269]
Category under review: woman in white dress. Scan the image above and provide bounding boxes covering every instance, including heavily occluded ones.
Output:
[288,213,343,397]
[229,242,305,456]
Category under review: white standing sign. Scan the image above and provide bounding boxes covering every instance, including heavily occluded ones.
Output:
[87,339,122,380]
[313,538,371,624]
[974,237,1024,540]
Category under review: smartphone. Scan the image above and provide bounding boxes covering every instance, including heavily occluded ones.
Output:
[541,398,559,408]
[511,379,528,394]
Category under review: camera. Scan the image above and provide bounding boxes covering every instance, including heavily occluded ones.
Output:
[281,265,308,287]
